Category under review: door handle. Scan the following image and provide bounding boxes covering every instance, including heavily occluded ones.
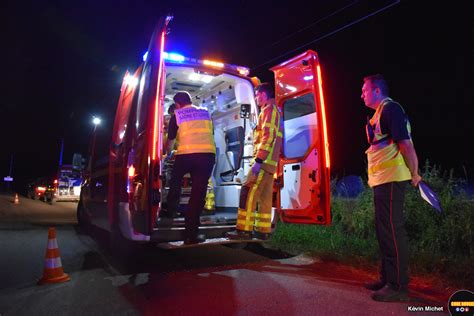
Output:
[309,170,316,182]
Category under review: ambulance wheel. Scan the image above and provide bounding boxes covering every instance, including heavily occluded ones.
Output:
[110,221,138,261]
[76,198,90,230]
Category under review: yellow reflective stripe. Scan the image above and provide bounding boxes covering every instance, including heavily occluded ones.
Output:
[238,214,255,220]
[254,220,272,228]
[263,106,280,166]
[237,219,254,226]
[246,169,265,216]
[178,144,216,150]
[236,224,254,232]
[368,155,405,175]
[255,226,272,233]
[265,160,277,166]
[267,107,276,145]
[255,213,272,219]
[259,107,277,150]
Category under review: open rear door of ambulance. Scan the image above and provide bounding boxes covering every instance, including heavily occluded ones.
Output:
[124,15,172,237]
[271,50,331,225]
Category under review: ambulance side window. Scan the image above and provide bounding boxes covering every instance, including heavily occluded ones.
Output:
[282,93,317,158]
[136,64,151,135]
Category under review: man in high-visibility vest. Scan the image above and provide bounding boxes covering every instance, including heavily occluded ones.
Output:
[227,82,282,241]
[164,91,216,245]
[361,74,422,302]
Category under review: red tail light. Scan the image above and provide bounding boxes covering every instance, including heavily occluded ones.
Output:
[316,65,330,169]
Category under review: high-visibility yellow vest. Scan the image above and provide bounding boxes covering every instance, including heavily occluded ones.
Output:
[175,105,216,155]
[253,103,283,174]
[366,98,412,187]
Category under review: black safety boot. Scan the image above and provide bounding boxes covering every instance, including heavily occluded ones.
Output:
[226,230,252,240]
[157,217,173,227]
[156,210,174,227]
[253,231,271,240]
[364,280,386,291]
[371,284,409,302]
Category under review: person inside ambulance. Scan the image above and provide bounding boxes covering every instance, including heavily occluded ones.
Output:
[162,91,216,245]
[163,103,176,157]
[226,82,283,240]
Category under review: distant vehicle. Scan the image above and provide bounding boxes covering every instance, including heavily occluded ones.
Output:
[26,179,48,200]
[78,15,331,249]
[44,165,82,203]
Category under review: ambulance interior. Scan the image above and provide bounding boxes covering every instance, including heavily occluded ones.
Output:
[160,65,258,224]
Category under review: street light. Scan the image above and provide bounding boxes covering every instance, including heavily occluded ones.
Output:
[92,116,101,126]
[90,116,101,166]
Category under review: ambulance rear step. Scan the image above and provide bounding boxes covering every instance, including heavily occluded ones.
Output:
[156,237,263,249]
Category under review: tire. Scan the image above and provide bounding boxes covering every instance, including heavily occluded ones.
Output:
[76,198,91,230]
[109,221,139,262]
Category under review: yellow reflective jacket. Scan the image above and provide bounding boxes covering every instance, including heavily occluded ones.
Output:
[366,98,411,187]
[175,105,216,155]
[253,101,283,174]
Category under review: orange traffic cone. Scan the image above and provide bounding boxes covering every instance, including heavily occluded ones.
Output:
[13,193,19,204]
[38,227,70,285]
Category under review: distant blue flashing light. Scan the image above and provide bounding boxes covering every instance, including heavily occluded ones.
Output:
[142,51,148,62]
[303,75,314,81]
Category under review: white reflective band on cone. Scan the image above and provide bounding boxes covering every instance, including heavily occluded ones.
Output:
[45,257,62,269]
[47,239,58,249]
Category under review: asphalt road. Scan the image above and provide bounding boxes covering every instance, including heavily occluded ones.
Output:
[0,193,450,315]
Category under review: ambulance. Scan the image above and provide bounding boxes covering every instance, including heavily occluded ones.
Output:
[78,15,331,249]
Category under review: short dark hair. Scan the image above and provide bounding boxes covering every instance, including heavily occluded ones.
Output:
[168,103,176,115]
[173,91,192,105]
[363,74,389,96]
[255,82,274,99]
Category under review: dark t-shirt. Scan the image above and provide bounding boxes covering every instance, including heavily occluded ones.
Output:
[167,115,178,140]
[380,101,410,141]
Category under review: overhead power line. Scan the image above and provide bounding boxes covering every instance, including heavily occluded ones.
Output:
[271,1,359,46]
[252,0,400,72]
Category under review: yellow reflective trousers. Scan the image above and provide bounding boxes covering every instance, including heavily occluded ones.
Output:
[236,169,274,233]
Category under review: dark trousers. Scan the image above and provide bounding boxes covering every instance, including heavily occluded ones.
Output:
[373,181,409,290]
[167,153,215,239]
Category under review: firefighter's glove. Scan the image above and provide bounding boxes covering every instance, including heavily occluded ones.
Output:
[251,161,261,176]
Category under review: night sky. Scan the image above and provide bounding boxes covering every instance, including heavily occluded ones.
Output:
[2,0,473,190]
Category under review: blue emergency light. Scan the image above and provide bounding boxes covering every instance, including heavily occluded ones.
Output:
[142,51,185,62]
[164,52,185,62]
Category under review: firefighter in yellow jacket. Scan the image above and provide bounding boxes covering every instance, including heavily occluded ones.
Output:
[227,83,282,240]
[361,74,422,302]
[163,91,216,245]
